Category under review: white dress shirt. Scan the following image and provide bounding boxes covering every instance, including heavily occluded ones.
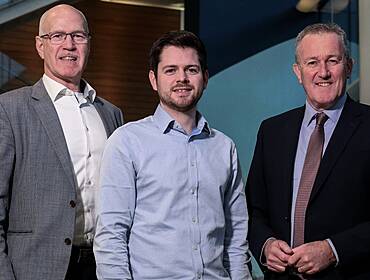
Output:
[43,74,107,246]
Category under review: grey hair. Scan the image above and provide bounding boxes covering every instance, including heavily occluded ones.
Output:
[295,23,350,63]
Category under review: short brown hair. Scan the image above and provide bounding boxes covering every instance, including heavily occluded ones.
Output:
[149,30,208,77]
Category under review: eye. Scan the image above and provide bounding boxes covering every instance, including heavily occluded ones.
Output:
[73,33,85,39]
[306,60,318,68]
[186,67,200,74]
[50,32,64,39]
[164,68,176,75]
[327,58,340,66]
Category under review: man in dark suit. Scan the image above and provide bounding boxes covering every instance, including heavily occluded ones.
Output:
[247,23,370,280]
[0,4,122,280]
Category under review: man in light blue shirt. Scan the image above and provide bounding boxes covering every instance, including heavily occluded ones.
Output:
[94,31,252,280]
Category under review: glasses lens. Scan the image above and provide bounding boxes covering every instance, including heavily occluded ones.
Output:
[46,32,89,44]
[49,32,66,43]
[72,32,89,43]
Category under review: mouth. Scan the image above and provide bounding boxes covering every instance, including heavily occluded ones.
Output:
[173,87,192,93]
[315,82,332,87]
[59,55,78,61]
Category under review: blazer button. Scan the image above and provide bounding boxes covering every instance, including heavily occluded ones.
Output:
[64,238,72,245]
[69,200,76,208]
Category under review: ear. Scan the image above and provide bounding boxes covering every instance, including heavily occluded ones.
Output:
[346,58,354,78]
[149,70,158,91]
[35,36,45,59]
[203,70,209,90]
[293,63,303,84]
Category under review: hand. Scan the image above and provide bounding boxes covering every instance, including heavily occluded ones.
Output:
[264,239,293,273]
[288,240,336,275]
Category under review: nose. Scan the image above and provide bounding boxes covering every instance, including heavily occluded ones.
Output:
[63,34,76,49]
[177,69,189,83]
[318,61,330,78]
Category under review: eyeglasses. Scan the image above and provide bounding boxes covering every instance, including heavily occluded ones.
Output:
[39,31,91,44]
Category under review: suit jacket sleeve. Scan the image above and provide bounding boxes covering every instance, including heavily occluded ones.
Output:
[0,102,16,280]
[246,121,276,265]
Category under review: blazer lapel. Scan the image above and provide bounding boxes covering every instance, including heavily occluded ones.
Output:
[310,98,362,201]
[93,97,114,137]
[30,80,77,189]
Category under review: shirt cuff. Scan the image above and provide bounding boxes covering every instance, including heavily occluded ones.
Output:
[260,237,276,266]
[326,238,339,266]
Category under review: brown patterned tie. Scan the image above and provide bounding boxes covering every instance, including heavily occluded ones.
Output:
[293,112,328,248]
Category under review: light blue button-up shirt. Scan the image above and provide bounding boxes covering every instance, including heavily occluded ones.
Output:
[291,94,347,262]
[94,105,251,280]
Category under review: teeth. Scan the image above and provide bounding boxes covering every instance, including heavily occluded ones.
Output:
[317,82,331,87]
[174,88,191,92]
[61,56,77,61]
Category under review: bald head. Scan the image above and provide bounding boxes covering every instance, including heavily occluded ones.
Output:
[35,4,91,91]
[38,4,89,36]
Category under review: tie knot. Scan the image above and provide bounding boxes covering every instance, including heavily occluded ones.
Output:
[315,112,328,127]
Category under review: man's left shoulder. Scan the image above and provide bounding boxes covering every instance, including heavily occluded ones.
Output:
[209,127,236,147]
[344,99,370,123]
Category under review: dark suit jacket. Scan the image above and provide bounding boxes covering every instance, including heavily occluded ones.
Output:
[0,79,123,280]
[246,97,370,280]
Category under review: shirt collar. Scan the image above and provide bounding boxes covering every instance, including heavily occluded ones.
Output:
[303,93,347,127]
[42,74,96,103]
[153,104,211,135]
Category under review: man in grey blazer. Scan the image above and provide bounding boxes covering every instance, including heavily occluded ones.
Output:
[0,4,123,280]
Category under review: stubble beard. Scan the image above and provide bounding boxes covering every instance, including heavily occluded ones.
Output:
[159,91,203,113]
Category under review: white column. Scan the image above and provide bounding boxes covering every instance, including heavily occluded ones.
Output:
[359,0,370,104]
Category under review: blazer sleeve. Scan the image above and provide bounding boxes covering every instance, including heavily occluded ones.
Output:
[246,121,276,266]
[0,102,16,280]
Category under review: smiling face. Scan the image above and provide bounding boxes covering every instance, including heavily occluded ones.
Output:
[35,5,90,91]
[293,32,353,110]
[149,46,208,115]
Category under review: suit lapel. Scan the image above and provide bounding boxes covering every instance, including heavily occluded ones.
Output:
[93,97,114,137]
[310,98,362,201]
[30,80,77,189]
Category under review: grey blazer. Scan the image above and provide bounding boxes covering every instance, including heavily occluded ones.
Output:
[0,79,123,280]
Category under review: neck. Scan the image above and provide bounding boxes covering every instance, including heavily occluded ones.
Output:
[160,103,197,135]
[44,73,81,92]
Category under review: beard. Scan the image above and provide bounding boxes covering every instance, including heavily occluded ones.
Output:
[159,91,203,112]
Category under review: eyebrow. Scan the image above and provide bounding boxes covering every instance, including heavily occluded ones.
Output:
[162,64,200,69]
[304,54,342,60]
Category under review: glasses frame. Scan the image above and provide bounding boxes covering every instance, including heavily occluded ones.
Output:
[39,31,91,45]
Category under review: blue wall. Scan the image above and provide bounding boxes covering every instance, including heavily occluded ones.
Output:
[199,40,359,175]
[186,0,359,175]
